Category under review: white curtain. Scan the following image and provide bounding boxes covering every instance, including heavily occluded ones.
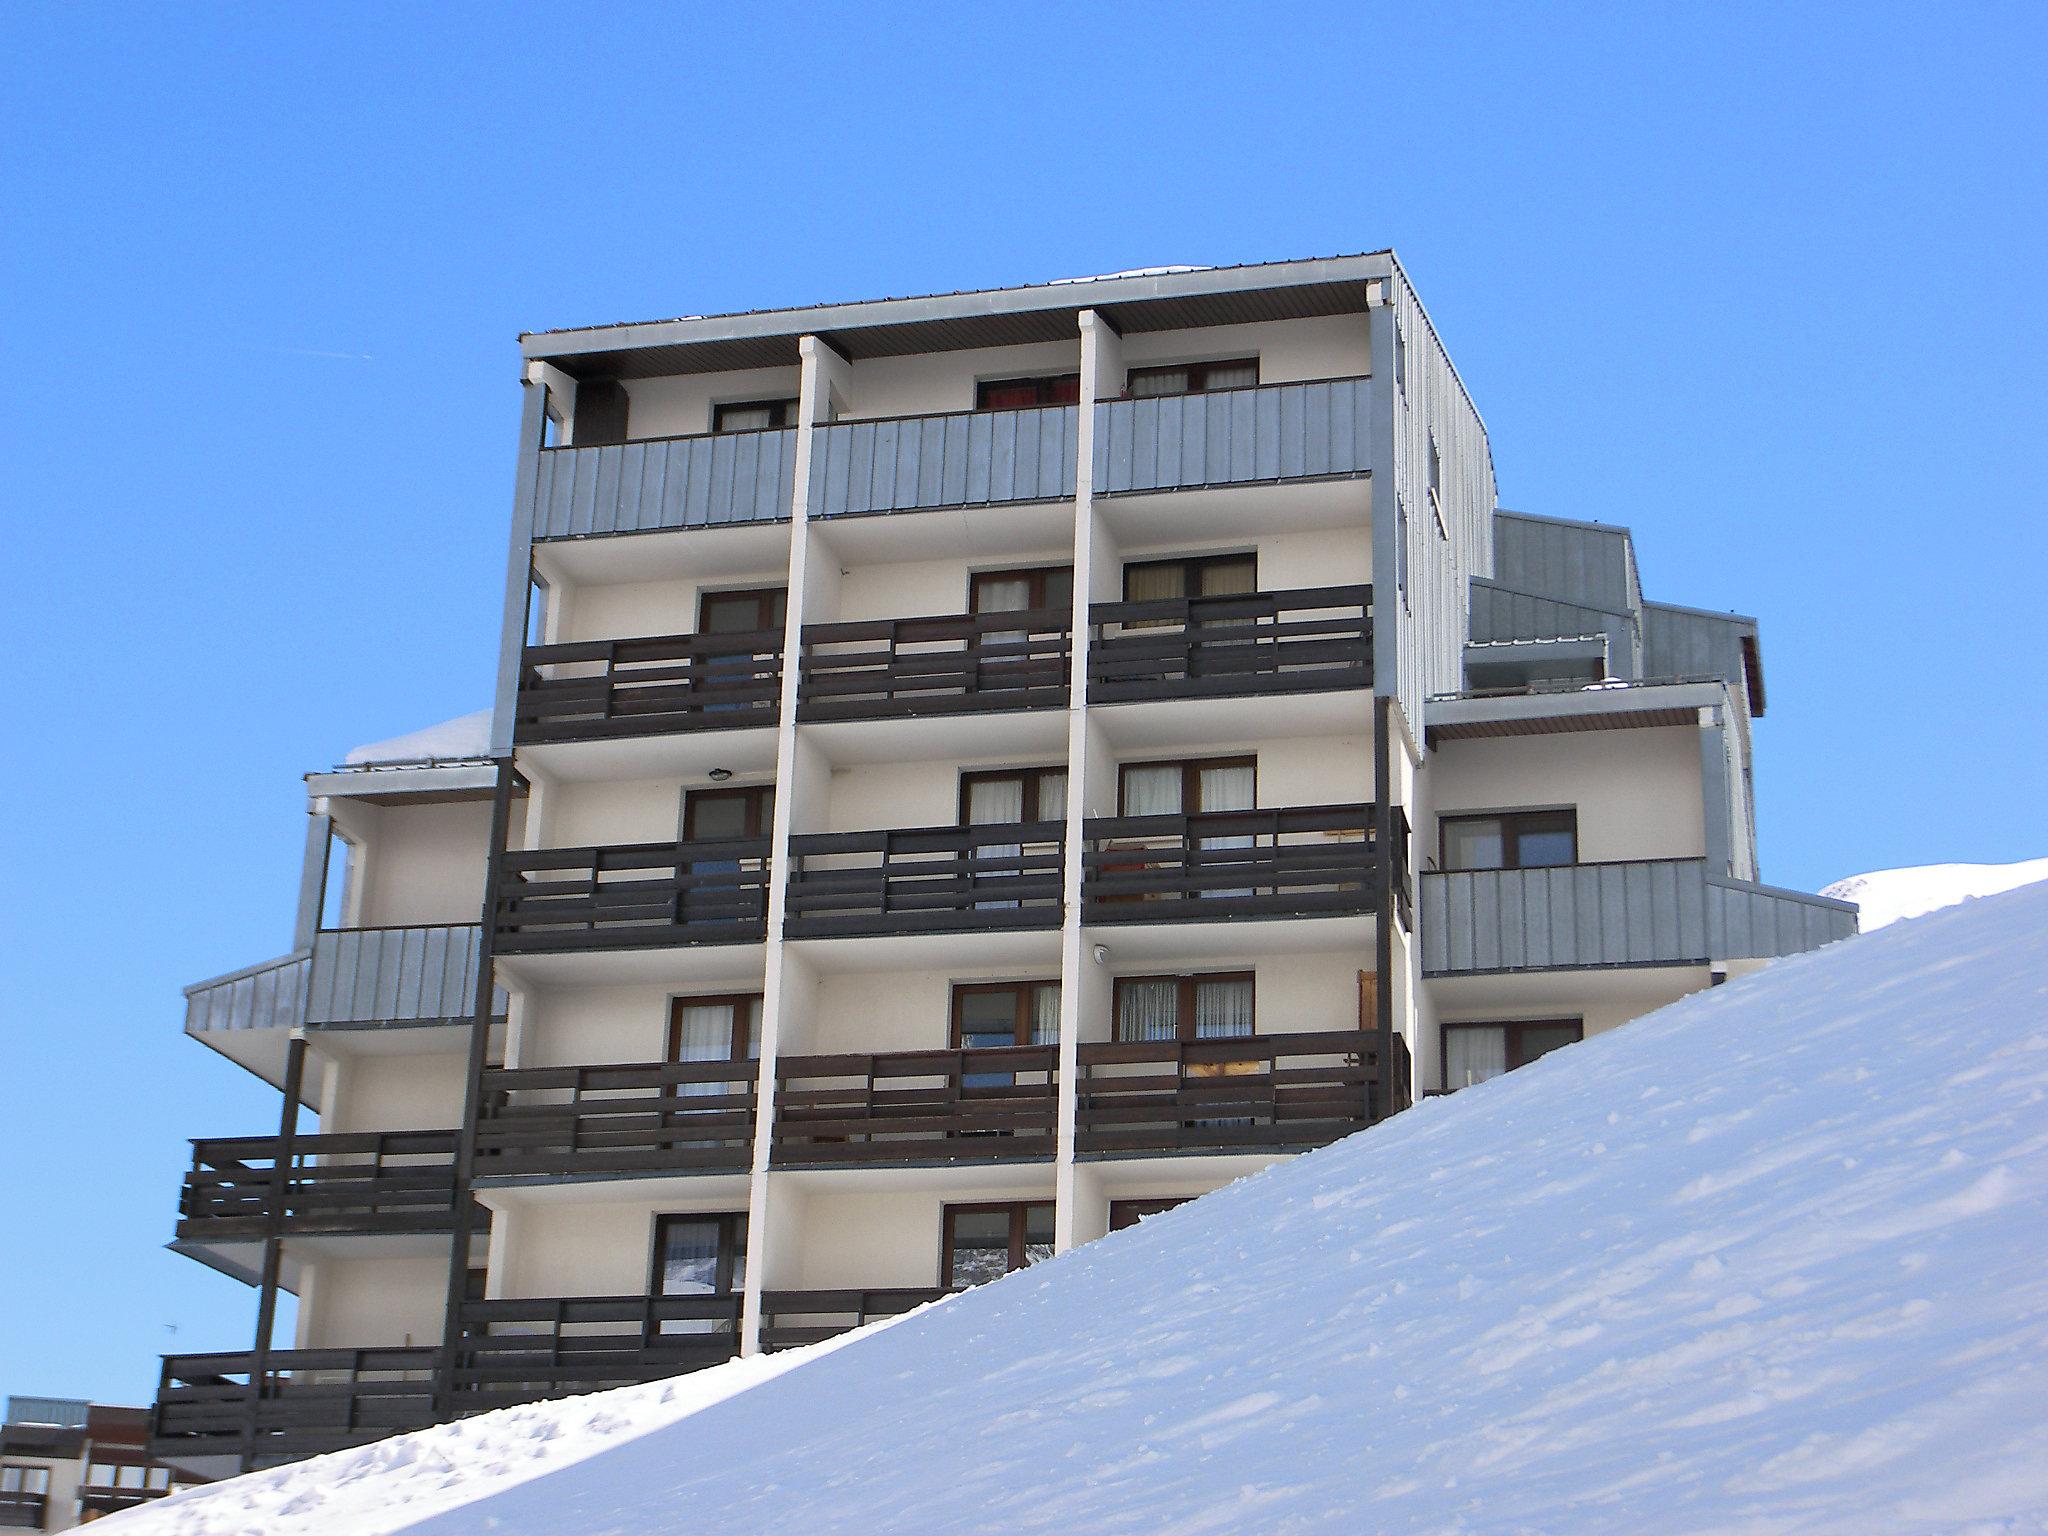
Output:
[1203,361,1259,391]
[1193,978,1254,1038]
[1030,984,1061,1045]
[674,1001,751,1099]
[1196,763,1255,812]
[1117,980,1179,1042]
[1034,772,1067,823]
[1121,764,1182,817]
[1446,1027,1508,1090]
[1125,563,1185,602]
[1128,368,1187,399]
[974,577,1032,613]
[965,777,1025,823]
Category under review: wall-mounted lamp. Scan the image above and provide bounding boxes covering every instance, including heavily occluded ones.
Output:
[707,768,734,782]
[1092,944,1109,965]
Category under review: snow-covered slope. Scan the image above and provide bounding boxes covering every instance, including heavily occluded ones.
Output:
[116,883,2048,1535]
[1823,856,2048,931]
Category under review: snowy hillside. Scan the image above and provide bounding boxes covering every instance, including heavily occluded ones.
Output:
[114,883,2048,1535]
[1823,855,2048,930]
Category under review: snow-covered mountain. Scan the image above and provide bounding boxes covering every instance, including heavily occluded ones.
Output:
[1823,855,2048,930]
[113,881,2048,1535]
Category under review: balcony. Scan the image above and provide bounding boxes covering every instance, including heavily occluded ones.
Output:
[1081,805,1377,922]
[473,1060,757,1179]
[176,1131,460,1239]
[783,822,1064,939]
[152,1347,441,1469]
[772,1046,1059,1166]
[0,1493,45,1529]
[797,608,1071,722]
[810,404,1079,518]
[515,630,782,744]
[185,924,495,1038]
[1088,584,1372,704]
[78,1484,175,1519]
[1075,1029,1388,1157]
[493,840,771,953]
[452,1295,741,1410]
[758,1287,959,1350]
[1093,376,1372,496]
[1419,859,1860,976]
[532,427,798,540]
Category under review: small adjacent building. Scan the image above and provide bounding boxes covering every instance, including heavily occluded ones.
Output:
[1,1398,201,1528]
[150,255,1856,1475]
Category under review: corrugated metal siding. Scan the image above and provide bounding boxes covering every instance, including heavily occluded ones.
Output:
[1643,604,1756,697]
[183,952,311,1035]
[812,405,1078,516]
[1422,861,1855,974]
[1492,512,1638,614]
[1093,378,1370,494]
[531,430,798,539]
[306,924,493,1025]
[1468,581,1641,674]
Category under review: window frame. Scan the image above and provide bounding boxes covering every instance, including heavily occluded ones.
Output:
[1120,552,1259,605]
[696,585,787,635]
[1112,971,1257,1043]
[949,980,1061,1049]
[648,1210,750,1298]
[940,1200,1056,1286]
[968,565,1073,614]
[1437,808,1579,872]
[666,992,764,1063]
[975,374,1080,410]
[711,398,797,433]
[958,766,1068,826]
[1440,1018,1585,1089]
[1115,755,1258,818]
[681,783,776,841]
[1125,357,1260,397]
[0,1464,51,1496]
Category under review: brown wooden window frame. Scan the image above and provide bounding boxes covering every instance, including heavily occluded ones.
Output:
[711,398,797,433]
[648,1210,750,1298]
[1120,552,1259,604]
[1441,1018,1585,1084]
[948,980,1061,1048]
[666,992,764,1063]
[682,784,777,841]
[697,585,787,634]
[1125,357,1260,397]
[940,1200,1056,1286]
[1112,971,1257,1043]
[1438,808,1579,872]
[968,565,1073,614]
[958,766,1068,825]
[975,373,1080,410]
[1108,1196,1193,1232]
[1115,755,1257,817]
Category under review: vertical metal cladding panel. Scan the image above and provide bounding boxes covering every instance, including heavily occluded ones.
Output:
[532,432,796,538]
[1704,879,1856,960]
[1092,379,1373,495]
[1491,513,1638,615]
[1643,604,1757,696]
[307,925,485,1025]
[1421,861,1721,975]
[812,406,1078,517]
[183,954,312,1035]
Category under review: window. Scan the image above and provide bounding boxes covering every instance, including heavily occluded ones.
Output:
[1121,553,1257,606]
[942,1202,1054,1287]
[698,587,786,635]
[1427,432,1442,505]
[959,767,1067,826]
[669,994,763,1068]
[318,826,357,931]
[1109,1197,1192,1232]
[574,378,630,446]
[1443,1020,1583,1091]
[712,398,796,432]
[1439,810,1578,872]
[651,1212,747,1334]
[0,1465,49,1496]
[976,374,1079,410]
[1114,973,1255,1043]
[1126,358,1258,398]
[682,784,776,841]
[951,981,1060,1049]
[1394,323,1407,396]
[1117,757,1255,817]
[969,566,1072,615]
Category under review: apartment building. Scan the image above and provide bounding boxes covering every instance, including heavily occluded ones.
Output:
[151,255,1856,1475]
[0,1397,202,1528]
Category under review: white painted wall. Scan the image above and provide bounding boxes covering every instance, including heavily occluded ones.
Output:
[842,341,1081,421]
[542,776,689,847]
[621,367,801,441]
[518,978,762,1069]
[1428,726,1705,864]
[1116,315,1370,388]
[789,965,1062,1056]
[321,1051,468,1133]
[503,1196,743,1299]
[561,571,788,645]
[1108,735,1374,810]
[296,1254,448,1349]
[344,800,494,928]
[779,1184,1050,1290]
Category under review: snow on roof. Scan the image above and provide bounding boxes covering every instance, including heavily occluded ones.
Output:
[339,710,492,768]
[1823,855,2048,930]
[114,882,2048,1535]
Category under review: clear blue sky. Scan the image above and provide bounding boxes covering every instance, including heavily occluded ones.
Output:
[2,2,2042,1404]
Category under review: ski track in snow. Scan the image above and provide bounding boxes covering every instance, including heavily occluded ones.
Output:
[106,881,2048,1536]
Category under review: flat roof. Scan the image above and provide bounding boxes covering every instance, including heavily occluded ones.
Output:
[521,253,1396,379]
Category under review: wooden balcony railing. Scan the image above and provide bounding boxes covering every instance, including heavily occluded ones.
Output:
[1081,804,1377,921]
[797,607,1071,722]
[516,630,783,744]
[758,1287,960,1350]
[784,821,1064,938]
[452,1294,742,1409]
[494,838,772,953]
[177,1131,460,1239]
[1075,1028,1386,1156]
[473,1060,757,1177]
[152,1348,441,1466]
[0,1493,46,1529]
[772,1045,1059,1165]
[78,1484,178,1519]
[1088,584,1372,703]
